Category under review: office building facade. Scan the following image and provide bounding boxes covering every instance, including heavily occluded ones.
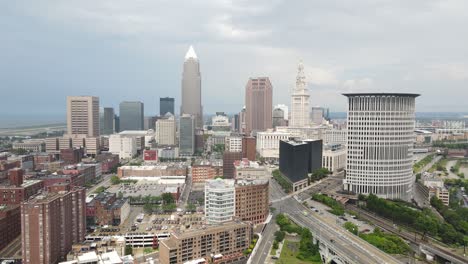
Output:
[119,101,144,131]
[223,151,243,179]
[179,114,195,156]
[160,97,175,116]
[343,93,419,200]
[279,139,323,191]
[156,114,176,146]
[245,77,272,135]
[67,96,100,137]
[102,107,115,135]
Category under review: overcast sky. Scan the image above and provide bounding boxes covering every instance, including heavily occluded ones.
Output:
[1,0,467,117]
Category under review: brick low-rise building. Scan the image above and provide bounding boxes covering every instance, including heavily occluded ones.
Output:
[191,160,223,183]
[159,220,252,264]
[0,169,44,205]
[0,204,21,251]
[40,173,85,189]
[235,180,269,225]
[60,148,84,165]
[86,192,130,226]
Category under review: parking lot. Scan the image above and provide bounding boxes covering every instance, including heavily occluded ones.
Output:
[120,209,206,233]
[106,180,184,198]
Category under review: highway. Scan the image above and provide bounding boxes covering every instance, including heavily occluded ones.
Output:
[279,197,401,264]
[251,180,401,264]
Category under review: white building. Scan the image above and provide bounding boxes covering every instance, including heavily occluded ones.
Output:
[205,178,235,225]
[343,93,419,200]
[324,129,347,145]
[322,144,346,174]
[157,147,179,159]
[84,137,101,156]
[289,61,310,127]
[155,114,176,145]
[118,130,153,150]
[12,139,45,152]
[109,135,137,159]
[277,125,329,140]
[256,130,290,159]
[225,136,242,152]
[311,107,324,125]
[211,114,231,132]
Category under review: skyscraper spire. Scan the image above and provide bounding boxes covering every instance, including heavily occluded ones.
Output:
[289,60,310,127]
[295,60,307,92]
[185,45,198,60]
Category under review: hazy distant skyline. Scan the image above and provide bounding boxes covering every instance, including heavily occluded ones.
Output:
[1,0,468,117]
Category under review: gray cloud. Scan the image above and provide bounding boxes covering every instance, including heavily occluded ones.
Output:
[0,0,467,117]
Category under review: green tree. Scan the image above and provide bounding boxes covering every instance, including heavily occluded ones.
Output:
[118,191,123,199]
[344,222,358,235]
[125,245,133,255]
[143,203,153,214]
[162,193,175,204]
[110,175,121,185]
[94,186,106,194]
[415,215,438,239]
[186,203,196,212]
[274,231,285,242]
[272,240,279,250]
[162,203,177,212]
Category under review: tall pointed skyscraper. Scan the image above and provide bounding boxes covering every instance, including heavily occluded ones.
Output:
[289,61,310,127]
[181,45,203,128]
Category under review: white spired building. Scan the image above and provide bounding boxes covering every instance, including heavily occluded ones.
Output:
[343,93,419,200]
[289,61,310,127]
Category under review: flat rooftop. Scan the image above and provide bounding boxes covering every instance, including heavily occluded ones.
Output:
[343,93,420,97]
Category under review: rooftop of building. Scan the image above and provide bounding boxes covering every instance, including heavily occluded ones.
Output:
[281,138,321,146]
[206,178,235,189]
[236,179,269,186]
[0,204,20,213]
[193,159,223,167]
[0,179,42,188]
[165,220,248,245]
[233,158,262,169]
[342,93,420,98]
[323,143,345,151]
[118,130,153,136]
[120,163,188,170]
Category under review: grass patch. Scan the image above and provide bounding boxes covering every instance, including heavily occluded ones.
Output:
[270,247,277,255]
[279,240,321,264]
[311,193,344,216]
[143,247,157,254]
[359,229,411,255]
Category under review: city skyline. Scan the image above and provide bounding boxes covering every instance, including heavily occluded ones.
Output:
[1,1,468,119]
